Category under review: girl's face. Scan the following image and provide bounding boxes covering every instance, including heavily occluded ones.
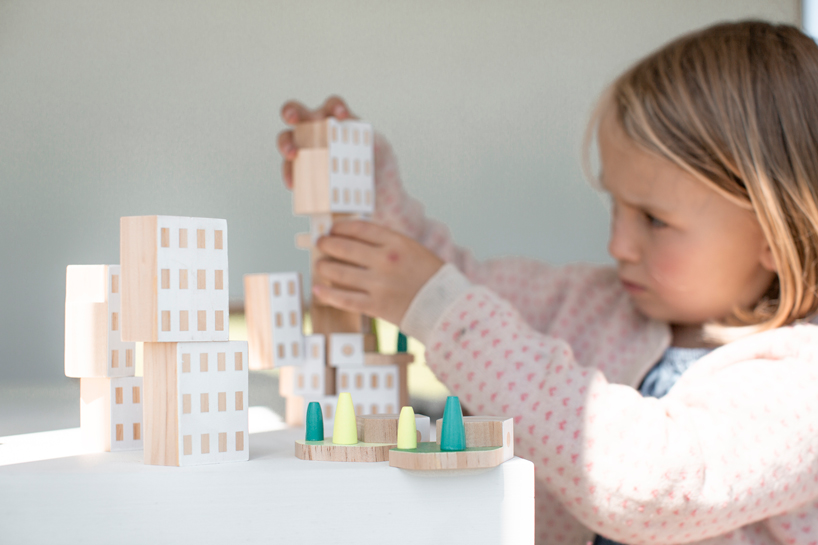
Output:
[598,112,777,325]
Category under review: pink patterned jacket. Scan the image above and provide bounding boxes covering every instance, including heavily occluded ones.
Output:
[372,134,818,545]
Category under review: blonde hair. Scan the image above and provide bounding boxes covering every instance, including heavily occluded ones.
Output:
[585,21,818,340]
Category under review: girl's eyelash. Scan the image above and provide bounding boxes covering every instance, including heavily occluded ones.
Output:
[645,212,667,228]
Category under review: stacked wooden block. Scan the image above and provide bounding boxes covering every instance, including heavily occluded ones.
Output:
[65,265,143,452]
[245,118,413,429]
[120,216,249,466]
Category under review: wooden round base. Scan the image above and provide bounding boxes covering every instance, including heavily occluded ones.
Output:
[294,439,395,462]
[388,443,507,470]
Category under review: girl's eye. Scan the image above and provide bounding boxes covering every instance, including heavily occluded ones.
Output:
[645,212,667,228]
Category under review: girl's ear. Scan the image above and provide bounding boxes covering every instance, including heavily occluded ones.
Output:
[760,240,777,272]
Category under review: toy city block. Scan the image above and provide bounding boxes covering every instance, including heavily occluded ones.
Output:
[120,215,229,342]
[244,272,306,370]
[292,118,374,215]
[142,341,249,467]
[80,376,143,452]
[356,413,431,444]
[65,265,136,378]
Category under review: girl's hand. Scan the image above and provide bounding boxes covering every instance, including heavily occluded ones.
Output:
[276,96,356,189]
[313,220,445,326]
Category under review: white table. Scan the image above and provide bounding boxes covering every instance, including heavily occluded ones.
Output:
[0,422,534,544]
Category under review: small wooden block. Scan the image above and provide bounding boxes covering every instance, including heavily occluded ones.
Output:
[294,232,311,250]
[363,352,415,366]
[388,443,508,470]
[357,414,430,444]
[243,272,305,370]
[294,439,392,462]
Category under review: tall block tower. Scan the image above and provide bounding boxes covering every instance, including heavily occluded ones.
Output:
[245,118,413,431]
[64,264,143,452]
[121,215,249,466]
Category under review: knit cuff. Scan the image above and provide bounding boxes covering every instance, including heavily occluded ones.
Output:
[400,263,472,345]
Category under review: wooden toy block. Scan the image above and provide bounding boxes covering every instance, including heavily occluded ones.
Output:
[243,272,305,370]
[329,333,364,367]
[363,352,414,366]
[292,119,374,216]
[120,216,229,343]
[294,439,393,462]
[80,376,143,451]
[143,341,248,467]
[436,416,515,460]
[309,244,365,335]
[294,232,311,249]
[388,443,509,470]
[281,336,335,398]
[336,365,400,415]
[357,413,430,444]
[65,265,136,378]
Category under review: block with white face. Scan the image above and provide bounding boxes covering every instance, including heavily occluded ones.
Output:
[65,264,135,378]
[326,119,374,214]
[292,119,374,216]
[291,356,327,398]
[328,333,364,367]
[336,365,400,416]
[143,341,249,467]
[80,376,143,451]
[120,216,229,342]
[268,272,304,366]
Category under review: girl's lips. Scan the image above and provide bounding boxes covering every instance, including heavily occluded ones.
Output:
[620,278,646,294]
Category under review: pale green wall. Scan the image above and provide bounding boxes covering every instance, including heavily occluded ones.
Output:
[0,0,799,383]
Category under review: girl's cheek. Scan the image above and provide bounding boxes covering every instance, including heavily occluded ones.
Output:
[644,245,696,294]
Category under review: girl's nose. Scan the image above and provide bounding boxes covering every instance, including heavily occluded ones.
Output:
[608,213,641,263]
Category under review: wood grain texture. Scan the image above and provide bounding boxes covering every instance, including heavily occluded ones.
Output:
[435,416,514,455]
[293,149,330,214]
[294,439,393,462]
[389,443,508,470]
[293,119,329,149]
[243,274,273,370]
[356,413,430,444]
[363,352,415,366]
[143,342,179,466]
[121,216,158,342]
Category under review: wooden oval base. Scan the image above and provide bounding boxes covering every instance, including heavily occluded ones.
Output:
[295,439,394,462]
[389,443,508,470]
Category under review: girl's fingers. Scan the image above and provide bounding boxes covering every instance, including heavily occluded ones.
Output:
[277,130,297,160]
[312,284,370,314]
[317,234,380,267]
[330,220,391,246]
[315,259,370,291]
[282,160,293,190]
[280,101,312,125]
[316,96,355,120]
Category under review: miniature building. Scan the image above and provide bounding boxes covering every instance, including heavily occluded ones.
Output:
[120,215,229,343]
[292,118,374,215]
[328,333,364,367]
[244,272,305,370]
[80,376,143,451]
[65,264,135,378]
[142,341,249,467]
[337,365,400,416]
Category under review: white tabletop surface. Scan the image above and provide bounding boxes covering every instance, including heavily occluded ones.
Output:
[0,412,534,545]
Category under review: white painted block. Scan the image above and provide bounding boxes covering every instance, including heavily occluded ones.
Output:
[291,356,326,398]
[65,264,135,378]
[80,376,143,452]
[176,341,249,466]
[327,119,374,214]
[267,272,304,366]
[336,365,400,417]
[328,333,364,367]
[154,216,230,342]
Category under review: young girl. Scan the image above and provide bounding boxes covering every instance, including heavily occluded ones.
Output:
[277,21,818,545]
